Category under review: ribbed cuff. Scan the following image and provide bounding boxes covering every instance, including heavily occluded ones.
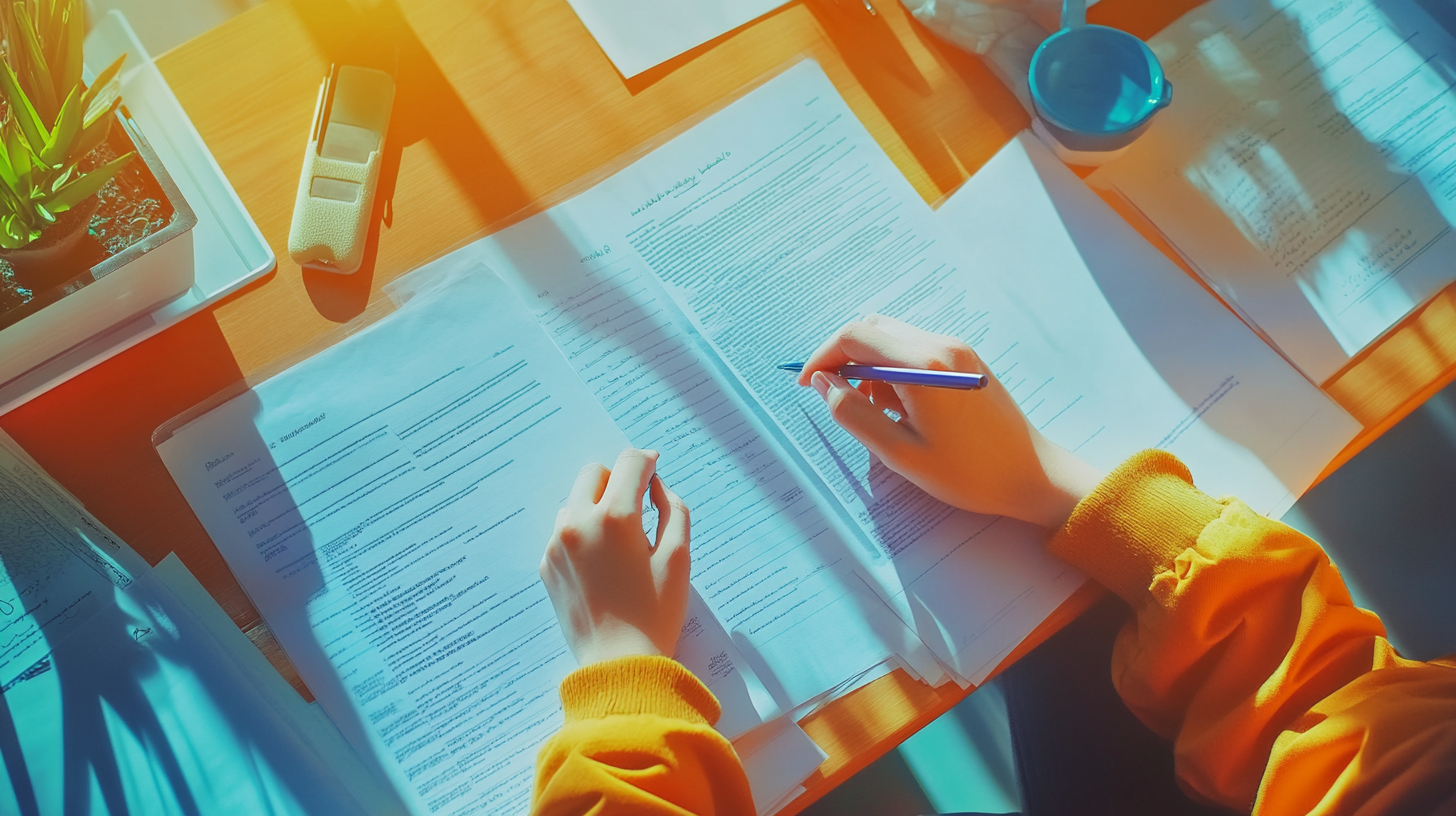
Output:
[1048,450,1223,604]
[559,655,721,726]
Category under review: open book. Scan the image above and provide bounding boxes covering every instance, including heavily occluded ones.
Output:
[155,60,1360,815]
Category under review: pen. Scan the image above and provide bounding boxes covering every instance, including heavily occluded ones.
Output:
[778,362,988,390]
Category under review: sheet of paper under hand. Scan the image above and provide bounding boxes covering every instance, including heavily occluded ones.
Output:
[1088,0,1456,381]
[158,271,638,815]
[914,132,1361,681]
[939,133,1360,519]
[157,268,807,814]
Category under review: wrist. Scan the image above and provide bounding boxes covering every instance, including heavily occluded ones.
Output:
[574,627,664,667]
[1027,437,1103,530]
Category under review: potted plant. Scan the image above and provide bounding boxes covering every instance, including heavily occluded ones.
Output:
[0,0,131,291]
[0,0,197,387]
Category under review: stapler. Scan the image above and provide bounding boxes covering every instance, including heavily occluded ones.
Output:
[288,64,395,274]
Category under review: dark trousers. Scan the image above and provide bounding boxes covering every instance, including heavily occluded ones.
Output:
[996,594,1232,816]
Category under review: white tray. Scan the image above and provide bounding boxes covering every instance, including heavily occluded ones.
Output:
[0,10,274,414]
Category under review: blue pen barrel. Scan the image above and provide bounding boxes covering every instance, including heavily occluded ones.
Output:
[838,365,989,390]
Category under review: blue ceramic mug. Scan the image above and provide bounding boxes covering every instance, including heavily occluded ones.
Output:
[1028,0,1172,157]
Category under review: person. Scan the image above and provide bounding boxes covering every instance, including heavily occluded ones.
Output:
[529,315,1456,816]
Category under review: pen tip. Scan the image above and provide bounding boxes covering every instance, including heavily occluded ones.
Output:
[777,362,804,372]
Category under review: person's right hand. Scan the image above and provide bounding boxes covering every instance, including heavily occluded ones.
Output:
[798,315,1103,530]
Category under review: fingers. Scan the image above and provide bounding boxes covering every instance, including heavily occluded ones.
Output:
[649,477,689,554]
[568,462,610,512]
[798,319,906,385]
[650,476,690,587]
[600,448,658,516]
[868,379,907,418]
[798,315,981,386]
[812,371,917,463]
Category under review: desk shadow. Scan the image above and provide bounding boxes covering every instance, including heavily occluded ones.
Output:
[1281,381,1456,662]
[289,0,534,321]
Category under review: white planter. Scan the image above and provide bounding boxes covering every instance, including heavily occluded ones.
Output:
[0,109,198,385]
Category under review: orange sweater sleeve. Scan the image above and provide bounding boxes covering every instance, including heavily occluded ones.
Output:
[531,655,755,816]
[1048,450,1456,814]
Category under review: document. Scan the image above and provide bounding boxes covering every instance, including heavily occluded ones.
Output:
[157,273,641,815]
[0,433,376,816]
[565,0,787,77]
[0,570,378,816]
[466,60,1357,683]
[0,433,149,686]
[154,57,1364,815]
[155,554,409,816]
[937,134,1361,518]
[157,270,831,814]
[1089,0,1456,381]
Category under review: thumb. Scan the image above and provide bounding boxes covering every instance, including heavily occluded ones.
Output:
[814,372,917,466]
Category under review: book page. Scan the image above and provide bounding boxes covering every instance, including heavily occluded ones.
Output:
[1090,0,1456,381]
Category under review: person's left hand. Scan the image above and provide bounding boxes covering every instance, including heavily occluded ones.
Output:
[539,448,692,667]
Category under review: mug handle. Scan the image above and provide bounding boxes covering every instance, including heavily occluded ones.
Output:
[1156,80,1174,109]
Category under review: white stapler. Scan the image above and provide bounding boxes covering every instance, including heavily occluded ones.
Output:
[287,64,395,274]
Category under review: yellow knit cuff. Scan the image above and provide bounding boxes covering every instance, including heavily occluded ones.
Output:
[559,655,722,726]
[1048,450,1224,603]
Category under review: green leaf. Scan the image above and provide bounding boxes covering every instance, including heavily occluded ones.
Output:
[0,183,24,219]
[42,149,130,211]
[3,210,32,242]
[48,164,72,192]
[71,100,116,160]
[13,2,58,121]
[81,55,125,126]
[0,216,26,249]
[5,123,33,192]
[0,61,51,156]
[33,201,54,223]
[0,133,16,190]
[59,2,84,98]
[39,85,80,167]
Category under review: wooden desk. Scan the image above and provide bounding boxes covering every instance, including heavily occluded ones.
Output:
[1,0,1453,812]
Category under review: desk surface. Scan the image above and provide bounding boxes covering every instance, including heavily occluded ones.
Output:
[3,0,1455,812]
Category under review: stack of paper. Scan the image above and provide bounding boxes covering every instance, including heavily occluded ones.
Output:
[153,59,1360,815]
[0,432,391,816]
